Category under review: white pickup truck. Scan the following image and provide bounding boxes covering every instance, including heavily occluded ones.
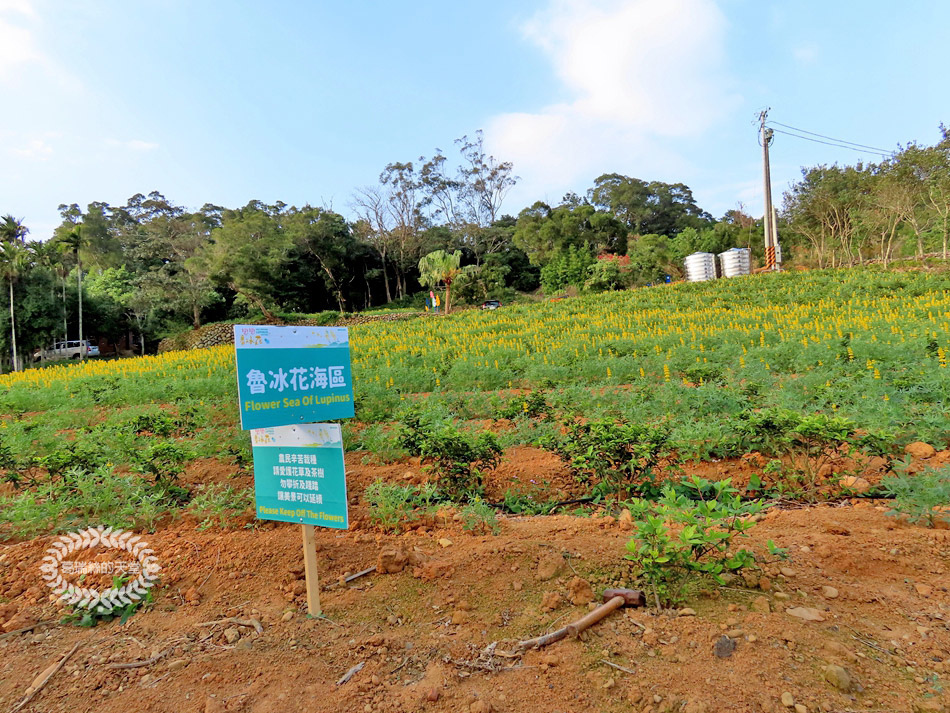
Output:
[33,340,100,362]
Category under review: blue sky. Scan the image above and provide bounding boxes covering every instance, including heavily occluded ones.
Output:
[2,0,948,239]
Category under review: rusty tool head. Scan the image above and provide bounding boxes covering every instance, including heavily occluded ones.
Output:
[602,588,646,607]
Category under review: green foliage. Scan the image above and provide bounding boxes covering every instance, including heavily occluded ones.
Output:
[540,244,596,294]
[624,479,765,606]
[460,500,500,535]
[62,576,154,628]
[396,405,502,499]
[549,418,668,497]
[881,465,950,527]
[132,441,194,493]
[187,483,253,529]
[365,480,437,530]
[0,466,174,538]
[496,389,550,420]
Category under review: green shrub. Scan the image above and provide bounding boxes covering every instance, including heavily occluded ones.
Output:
[397,407,502,499]
[547,418,668,497]
[881,465,950,527]
[460,500,500,535]
[624,479,780,607]
[365,481,437,530]
[132,441,195,495]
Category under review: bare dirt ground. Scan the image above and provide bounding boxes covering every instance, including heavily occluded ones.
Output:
[1,452,949,713]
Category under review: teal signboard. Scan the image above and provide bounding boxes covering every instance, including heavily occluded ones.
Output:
[234,325,355,430]
[250,423,348,529]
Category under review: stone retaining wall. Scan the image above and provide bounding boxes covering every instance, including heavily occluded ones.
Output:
[157,313,424,353]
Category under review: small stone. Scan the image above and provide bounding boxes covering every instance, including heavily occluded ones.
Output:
[542,653,559,666]
[470,700,493,713]
[541,591,562,611]
[781,691,795,707]
[451,610,468,625]
[426,688,440,702]
[281,611,294,622]
[678,608,696,617]
[786,607,825,622]
[759,576,772,591]
[714,635,736,658]
[224,627,241,644]
[751,596,770,613]
[377,547,409,574]
[905,442,936,459]
[167,658,188,671]
[567,577,594,606]
[915,583,933,597]
[438,538,453,548]
[823,664,853,692]
[780,567,797,578]
[603,677,616,689]
[774,592,791,601]
[512,581,523,591]
[725,629,744,639]
[795,704,808,713]
[821,586,839,599]
[839,476,870,493]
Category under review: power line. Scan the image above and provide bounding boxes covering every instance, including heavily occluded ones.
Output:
[768,127,892,157]
[767,120,892,153]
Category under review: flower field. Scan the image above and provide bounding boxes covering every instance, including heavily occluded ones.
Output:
[3,266,949,442]
[1,266,949,537]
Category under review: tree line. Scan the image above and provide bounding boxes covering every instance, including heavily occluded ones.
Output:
[1,126,948,371]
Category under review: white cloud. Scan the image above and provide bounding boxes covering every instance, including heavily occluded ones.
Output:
[105,138,160,152]
[0,13,40,80]
[11,137,53,160]
[485,0,739,208]
[793,43,819,64]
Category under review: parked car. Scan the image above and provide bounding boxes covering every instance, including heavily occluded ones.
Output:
[33,340,100,362]
[479,300,502,310]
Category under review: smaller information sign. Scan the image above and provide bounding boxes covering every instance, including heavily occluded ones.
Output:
[250,423,348,529]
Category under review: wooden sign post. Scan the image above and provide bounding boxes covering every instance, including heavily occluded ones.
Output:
[301,524,321,616]
[234,325,355,619]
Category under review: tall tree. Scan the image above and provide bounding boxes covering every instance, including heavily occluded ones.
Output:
[0,216,31,371]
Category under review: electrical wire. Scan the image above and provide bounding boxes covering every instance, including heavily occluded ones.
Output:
[767,121,892,153]
[768,127,892,157]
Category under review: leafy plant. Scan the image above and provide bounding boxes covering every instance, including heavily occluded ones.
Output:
[187,483,253,529]
[132,441,194,495]
[496,390,550,420]
[397,407,501,499]
[548,418,668,497]
[365,481,438,530]
[0,466,173,538]
[624,479,765,607]
[881,465,950,527]
[459,500,500,535]
[62,575,155,627]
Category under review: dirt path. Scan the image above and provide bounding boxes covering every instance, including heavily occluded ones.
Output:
[0,499,948,713]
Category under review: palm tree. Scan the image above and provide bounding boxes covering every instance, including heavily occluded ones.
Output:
[0,215,30,372]
[60,226,85,357]
[418,249,463,314]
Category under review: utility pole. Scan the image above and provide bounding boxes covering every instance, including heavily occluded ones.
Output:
[759,110,782,271]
